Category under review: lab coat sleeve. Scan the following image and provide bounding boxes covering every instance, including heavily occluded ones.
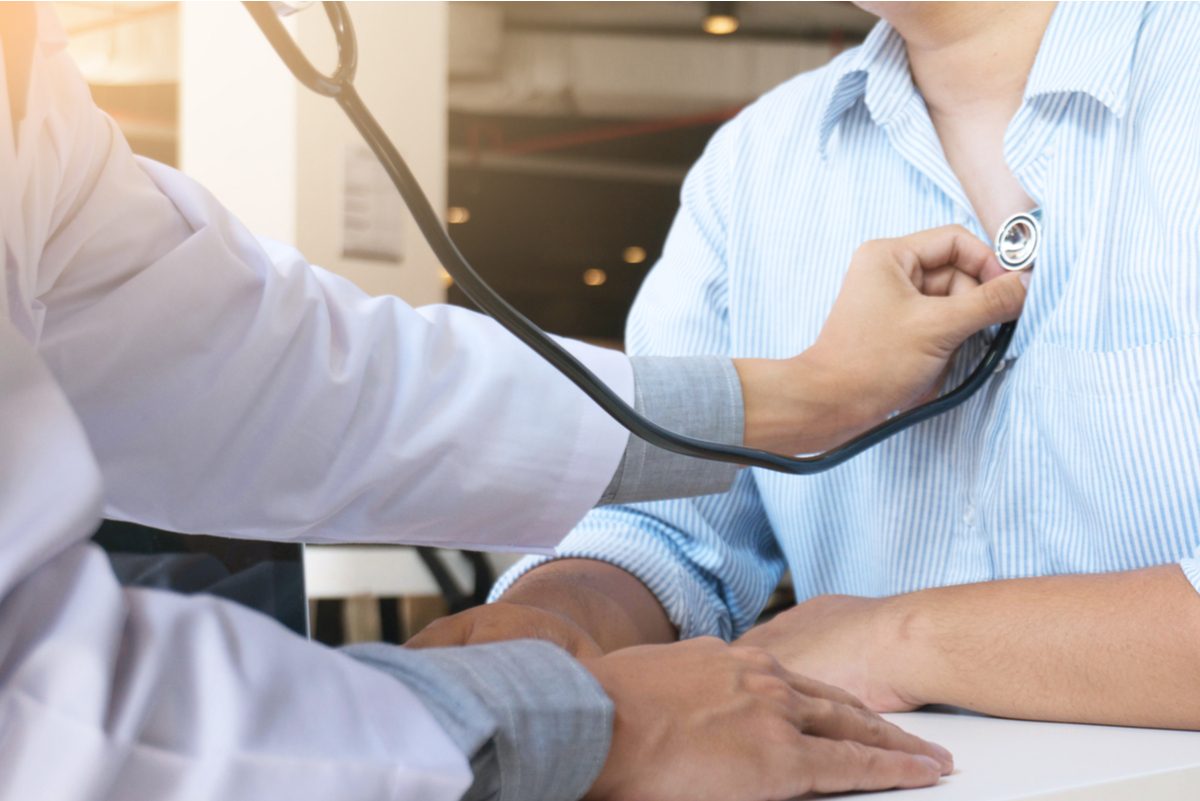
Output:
[30,39,633,553]
[0,322,474,801]
[0,545,480,801]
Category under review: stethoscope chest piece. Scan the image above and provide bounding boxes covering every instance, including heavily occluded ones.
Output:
[994,208,1043,271]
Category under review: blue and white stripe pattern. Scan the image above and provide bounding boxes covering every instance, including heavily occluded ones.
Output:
[493,2,1200,640]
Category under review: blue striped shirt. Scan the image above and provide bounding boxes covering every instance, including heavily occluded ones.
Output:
[493,2,1200,640]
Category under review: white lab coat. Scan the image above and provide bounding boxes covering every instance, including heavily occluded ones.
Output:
[0,9,632,800]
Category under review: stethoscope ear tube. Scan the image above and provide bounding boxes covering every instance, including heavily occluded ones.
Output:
[245,1,1022,475]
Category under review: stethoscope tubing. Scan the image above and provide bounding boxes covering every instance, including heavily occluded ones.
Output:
[244,1,1018,475]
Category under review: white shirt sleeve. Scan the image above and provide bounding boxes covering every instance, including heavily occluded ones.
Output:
[0,321,474,801]
[25,24,632,554]
[0,13,610,799]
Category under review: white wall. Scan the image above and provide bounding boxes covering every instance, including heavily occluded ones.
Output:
[180,2,298,245]
[180,1,447,305]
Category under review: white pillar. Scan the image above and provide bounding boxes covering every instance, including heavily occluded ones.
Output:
[179,2,448,305]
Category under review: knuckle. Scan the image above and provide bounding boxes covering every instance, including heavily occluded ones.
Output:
[807,697,840,728]
[856,707,886,739]
[840,739,878,782]
[854,239,889,262]
[761,715,802,747]
[755,675,793,703]
[729,644,771,665]
[983,283,1010,318]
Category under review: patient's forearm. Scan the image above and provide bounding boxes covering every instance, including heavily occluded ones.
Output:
[891,565,1200,728]
[501,559,677,653]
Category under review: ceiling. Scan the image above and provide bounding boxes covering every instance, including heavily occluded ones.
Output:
[446,2,870,342]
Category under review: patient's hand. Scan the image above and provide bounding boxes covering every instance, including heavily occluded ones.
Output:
[735,594,918,713]
[738,225,1027,454]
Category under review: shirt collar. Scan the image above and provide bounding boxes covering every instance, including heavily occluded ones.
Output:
[817,2,1147,159]
[818,21,910,159]
[1023,2,1146,117]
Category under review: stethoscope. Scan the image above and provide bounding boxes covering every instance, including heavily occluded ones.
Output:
[244,2,1041,475]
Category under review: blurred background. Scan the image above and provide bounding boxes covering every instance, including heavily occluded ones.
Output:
[58,1,875,644]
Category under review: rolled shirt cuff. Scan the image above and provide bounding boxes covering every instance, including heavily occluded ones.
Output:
[344,639,613,801]
[601,356,743,504]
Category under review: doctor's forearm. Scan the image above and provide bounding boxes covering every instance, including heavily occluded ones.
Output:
[605,351,889,506]
[887,564,1200,728]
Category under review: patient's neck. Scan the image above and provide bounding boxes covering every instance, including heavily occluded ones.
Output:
[879,2,1056,120]
[861,2,1057,237]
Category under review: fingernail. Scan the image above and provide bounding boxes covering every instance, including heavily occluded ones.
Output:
[928,742,955,773]
[1018,271,1032,288]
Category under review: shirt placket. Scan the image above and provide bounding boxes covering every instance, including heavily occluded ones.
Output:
[875,96,1006,582]
[1000,93,1070,359]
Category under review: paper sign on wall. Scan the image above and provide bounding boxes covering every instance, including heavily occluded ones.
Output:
[342,144,405,264]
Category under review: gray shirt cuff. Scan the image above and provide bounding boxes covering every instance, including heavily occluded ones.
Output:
[344,640,612,801]
[601,356,744,504]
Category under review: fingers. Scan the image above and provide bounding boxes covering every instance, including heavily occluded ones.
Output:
[885,224,1001,284]
[788,735,945,796]
[405,616,469,649]
[774,668,868,710]
[937,270,1028,344]
[788,693,954,772]
[920,263,982,297]
[732,648,954,773]
[404,604,604,658]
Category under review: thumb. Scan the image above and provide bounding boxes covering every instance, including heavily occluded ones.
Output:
[940,272,1029,344]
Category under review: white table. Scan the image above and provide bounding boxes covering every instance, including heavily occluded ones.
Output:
[868,709,1200,800]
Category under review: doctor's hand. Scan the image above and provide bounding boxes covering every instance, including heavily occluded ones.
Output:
[406,599,603,657]
[581,637,951,801]
[736,225,1027,455]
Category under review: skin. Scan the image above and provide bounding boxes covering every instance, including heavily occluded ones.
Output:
[735,567,1200,729]
[734,225,1023,456]
[412,2,1200,734]
[580,638,951,801]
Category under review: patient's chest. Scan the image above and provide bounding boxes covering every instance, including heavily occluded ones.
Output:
[730,74,1200,599]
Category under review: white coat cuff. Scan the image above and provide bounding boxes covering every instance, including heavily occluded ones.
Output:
[344,640,612,801]
[601,356,742,504]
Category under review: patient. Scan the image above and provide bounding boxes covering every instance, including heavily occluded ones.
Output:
[412,1,1200,729]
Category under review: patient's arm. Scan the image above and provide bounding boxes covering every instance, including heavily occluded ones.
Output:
[739,565,1200,729]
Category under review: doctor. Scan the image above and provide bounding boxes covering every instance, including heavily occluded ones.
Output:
[0,5,1027,801]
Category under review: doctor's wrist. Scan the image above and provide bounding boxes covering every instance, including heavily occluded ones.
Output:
[735,354,872,455]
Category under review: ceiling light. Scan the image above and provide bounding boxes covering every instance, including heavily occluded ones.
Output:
[582,268,608,287]
[703,2,739,35]
[446,206,471,224]
[622,246,647,265]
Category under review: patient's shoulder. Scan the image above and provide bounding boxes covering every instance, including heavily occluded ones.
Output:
[1126,3,1200,223]
[730,49,860,142]
[699,46,866,190]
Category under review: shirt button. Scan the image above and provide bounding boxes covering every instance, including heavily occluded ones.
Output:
[963,504,976,525]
